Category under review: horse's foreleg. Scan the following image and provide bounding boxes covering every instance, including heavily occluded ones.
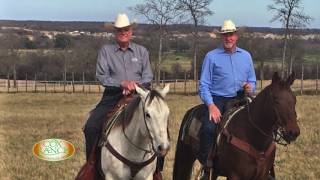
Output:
[210,171,218,180]
[227,173,241,180]
[172,141,195,180]
[145,173,154,180]
[268,165,276,180]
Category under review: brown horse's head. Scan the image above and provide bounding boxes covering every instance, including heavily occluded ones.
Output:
[269,72,300,143]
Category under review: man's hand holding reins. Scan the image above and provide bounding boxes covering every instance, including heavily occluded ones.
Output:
[121,80,137,95]
[243,83,252,95]
[208,104,221,123]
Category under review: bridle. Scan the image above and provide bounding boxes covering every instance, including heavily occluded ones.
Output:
[103,91,166,178]
[122,92,156,155]
[218,89,290,179]
[245,89,290,146]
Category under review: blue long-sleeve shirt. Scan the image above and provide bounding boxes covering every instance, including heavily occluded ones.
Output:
[199,46,256,105]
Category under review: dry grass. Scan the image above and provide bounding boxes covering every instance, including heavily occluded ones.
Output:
[0,93,319,180]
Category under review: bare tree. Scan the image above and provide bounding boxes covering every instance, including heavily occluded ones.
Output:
[177,0,213,81]
[287,31,306,74]
[268,0,312,77]
[130,0,182,85]
[239,33,278,89]
[0,34,21,87]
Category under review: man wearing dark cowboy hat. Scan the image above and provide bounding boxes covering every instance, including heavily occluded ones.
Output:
[198,20,256,179]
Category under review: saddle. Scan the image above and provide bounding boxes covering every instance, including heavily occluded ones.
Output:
[180,104,206,152]
[76,95,134,180]
[180,97,252,157]
[77,94,164,180]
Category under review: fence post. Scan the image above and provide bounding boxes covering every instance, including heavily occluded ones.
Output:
[82,72,85,93]
[184,72,187,95]
[300,64,304,95]
[89,82,91,93]
[174,79,177,94]
[25,73,28,93]
[34,73,37,93]
[44,74,47,93]
[316,64,319,95]
[162,71,165,88]
[53,81,56,93]
[13,65,17,88]
[63,73,66,93]
[195,79,198,94]
[72,72,75,93]
[7,73,10,93]
[16,79,18,93]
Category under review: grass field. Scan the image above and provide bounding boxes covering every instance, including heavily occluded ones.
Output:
[0,92,319,180]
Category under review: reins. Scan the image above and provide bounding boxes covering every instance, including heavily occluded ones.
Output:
[246,103,274,140]
[104,92,159,179]
[245,90,289,146]
[122,92,155,155]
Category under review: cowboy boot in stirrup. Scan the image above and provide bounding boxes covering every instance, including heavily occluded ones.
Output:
[153,170,163,180]
[199,166,211,180]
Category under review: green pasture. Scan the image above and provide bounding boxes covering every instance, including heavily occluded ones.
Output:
[157,51,320,74]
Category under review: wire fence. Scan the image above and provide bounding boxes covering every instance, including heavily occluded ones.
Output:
[0,77,318,95]
[0,62,319,95]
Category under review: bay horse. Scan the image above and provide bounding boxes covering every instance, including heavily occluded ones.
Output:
[173,72,300,180]
[100,85,170,180]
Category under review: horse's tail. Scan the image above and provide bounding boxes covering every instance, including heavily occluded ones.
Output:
[173,107,197,180]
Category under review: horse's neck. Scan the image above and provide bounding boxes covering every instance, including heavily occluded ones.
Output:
[124,102,152,148]
[243,89,276,149]
[108,100,153,160]
[251,88,276,129]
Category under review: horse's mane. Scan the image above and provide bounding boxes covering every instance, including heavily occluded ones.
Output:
[254,77,292,102]
[113,96,141,128]
[148,89,164,105]
[115,89,164,128]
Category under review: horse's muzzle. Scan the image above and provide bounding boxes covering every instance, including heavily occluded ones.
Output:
[284,129,300,142]
[156,143,170,157]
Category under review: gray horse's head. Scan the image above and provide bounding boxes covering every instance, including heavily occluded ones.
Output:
[136,85,170,156]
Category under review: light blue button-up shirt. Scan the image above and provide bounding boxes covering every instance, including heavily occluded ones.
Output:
[199,46,256,105]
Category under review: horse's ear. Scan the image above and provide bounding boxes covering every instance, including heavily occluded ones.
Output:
[135,85,148,99]
[272,72,281,84]
[286,72,295,86]
[159,84,170,98]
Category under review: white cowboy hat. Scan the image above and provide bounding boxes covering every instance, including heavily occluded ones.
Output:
[104,13,136,29]
[216,20,238,34]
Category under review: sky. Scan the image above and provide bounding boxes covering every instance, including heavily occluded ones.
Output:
[0,0,319,28]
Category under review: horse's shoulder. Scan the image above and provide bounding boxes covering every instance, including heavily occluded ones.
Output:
[220,106,246,128]
[99,96,139,146]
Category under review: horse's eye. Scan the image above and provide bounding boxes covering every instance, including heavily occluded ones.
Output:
[145,113,151,118]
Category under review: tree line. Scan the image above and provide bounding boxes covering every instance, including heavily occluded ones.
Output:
[0,0,319,84]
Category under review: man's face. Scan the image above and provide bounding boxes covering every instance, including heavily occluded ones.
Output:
[115,26,132,44]
[221,32,238,52]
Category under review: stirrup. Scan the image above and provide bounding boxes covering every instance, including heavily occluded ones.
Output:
[198,166,211,180]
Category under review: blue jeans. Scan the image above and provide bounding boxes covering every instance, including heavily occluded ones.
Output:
[198,95,235,164]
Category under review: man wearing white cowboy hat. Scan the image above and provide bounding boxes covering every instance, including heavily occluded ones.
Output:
[198,20,256,179]
[83,13,154,178]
